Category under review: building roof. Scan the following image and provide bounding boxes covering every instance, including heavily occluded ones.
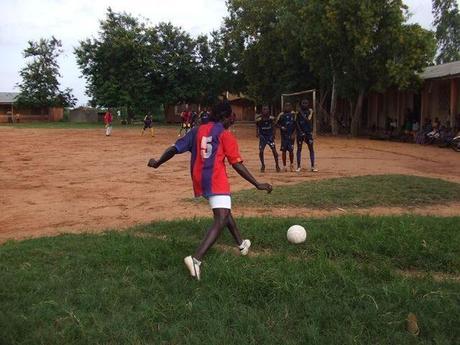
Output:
[0,92,19,104]
[420,61,460,80]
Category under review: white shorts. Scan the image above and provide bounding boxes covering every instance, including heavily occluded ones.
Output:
[208,195,232,209]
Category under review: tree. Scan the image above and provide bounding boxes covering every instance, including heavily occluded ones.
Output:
[432,0,460,64]
[75,8,155,119]
[302,0,435,136]
[16,37,76,108]
[75,8,226,118]
[153,22,201,106]
[224,0,315,105]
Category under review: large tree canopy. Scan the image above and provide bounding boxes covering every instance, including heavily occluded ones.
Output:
[301,0,435,135]
[432,0,460,64]
[224,0,316,104]
[16,36,76,108]
[74,3,436,135]
[75,9,159,117]
[75,8,233,117]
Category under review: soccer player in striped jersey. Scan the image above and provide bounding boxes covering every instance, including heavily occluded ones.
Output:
[148,101,272,280]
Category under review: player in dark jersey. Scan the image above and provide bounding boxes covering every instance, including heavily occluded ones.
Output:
[190,110,199,128]
[199,107,211,125]
[276,102,296,172]
[256,105,280,172]
[141,114,154,137]
[147,101,272,280]
[296,99,318,172]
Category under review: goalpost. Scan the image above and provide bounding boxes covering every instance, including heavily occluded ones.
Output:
[281,89,317,134]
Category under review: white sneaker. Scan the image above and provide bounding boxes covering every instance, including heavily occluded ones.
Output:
[296,167,301,173]
[311,167,319,172]
[239,239,251,256]
[184,256,201,280]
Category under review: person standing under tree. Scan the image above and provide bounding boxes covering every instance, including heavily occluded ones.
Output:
[256,105,280,172]
[296,99,318,172]
[147,101,272,280]
[104,110,113,136]
[178,104,192,137]
[141,114,154,137]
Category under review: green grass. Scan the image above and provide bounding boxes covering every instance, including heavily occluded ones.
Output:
[1,216,459,344]
[232,175,460,209]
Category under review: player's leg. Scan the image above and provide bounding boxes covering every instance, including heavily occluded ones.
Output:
[184,208,229,281]
[194,208,229,260]
[282,151,287,171]
[296,136,303,171]
[281,136,287,171]
[269,140,280,172]
[306,134,317,172]
[288,139,295,171]
[150,124,154,137]
[226,211,251,255]
[259,137,266,172]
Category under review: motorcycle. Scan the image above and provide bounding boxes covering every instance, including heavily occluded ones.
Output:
[451,135,460,152]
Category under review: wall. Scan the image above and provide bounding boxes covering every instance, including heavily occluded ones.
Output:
[421,77,460,127]
[69,108,98,123]
[229,99,255,121]
[0,105,63,123]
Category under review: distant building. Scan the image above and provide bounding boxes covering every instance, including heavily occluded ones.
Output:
[419,61,459,128]
[0,92,64,123]
[334,61,460,134]
[226,93,256,122]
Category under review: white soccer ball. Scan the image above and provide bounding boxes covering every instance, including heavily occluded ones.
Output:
[287,225,307,244]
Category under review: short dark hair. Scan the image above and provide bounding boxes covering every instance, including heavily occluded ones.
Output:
[210,101,232,122]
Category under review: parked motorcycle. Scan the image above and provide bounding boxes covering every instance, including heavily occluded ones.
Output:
[451,135,460,152]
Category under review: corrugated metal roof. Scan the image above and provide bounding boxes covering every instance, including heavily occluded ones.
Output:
[420,61,460,80]
[0,92,19,104]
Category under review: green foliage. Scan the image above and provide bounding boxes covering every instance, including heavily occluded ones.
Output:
[75,9,156,119]
[223,1,435,135]
[225,0,316,104]
[75,8,234,119]
[301,0,435,135]
[231,174,460,209]
[432,0,460,64]
[1,216,459,344]
[15,36,76,108]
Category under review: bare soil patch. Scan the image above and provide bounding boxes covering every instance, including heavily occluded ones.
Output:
[1,125,459,242]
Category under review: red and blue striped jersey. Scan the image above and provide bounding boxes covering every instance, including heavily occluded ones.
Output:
[174,122,243,198]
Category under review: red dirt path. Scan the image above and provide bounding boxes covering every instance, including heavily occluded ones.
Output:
[1,125,459,242]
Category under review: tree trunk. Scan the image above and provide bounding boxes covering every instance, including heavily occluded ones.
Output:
[350,90,365,137]
[330,72,339,136]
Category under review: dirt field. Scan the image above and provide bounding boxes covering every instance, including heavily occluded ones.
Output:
[1,124,459,242]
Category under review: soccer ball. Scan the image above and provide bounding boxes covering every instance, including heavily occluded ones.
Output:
[287,225,307,244]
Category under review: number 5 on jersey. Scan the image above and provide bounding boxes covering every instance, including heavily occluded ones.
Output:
[201,136,212,159]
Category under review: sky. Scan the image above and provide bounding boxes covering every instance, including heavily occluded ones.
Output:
[0,0,434,106]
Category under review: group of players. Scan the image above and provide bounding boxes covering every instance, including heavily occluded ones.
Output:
[178,104,211,137]
[175,99,317,174]
[256,99,317,173]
